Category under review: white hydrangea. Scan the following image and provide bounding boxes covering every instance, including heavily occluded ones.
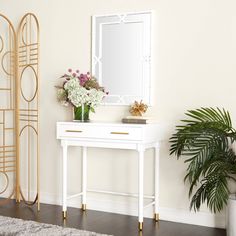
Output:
[64,77,105,109]
[88,88,105,108]
[68,86,88,107]
[64,77,80,91]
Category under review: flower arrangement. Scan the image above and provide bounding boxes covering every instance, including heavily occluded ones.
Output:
[56,69,107,121]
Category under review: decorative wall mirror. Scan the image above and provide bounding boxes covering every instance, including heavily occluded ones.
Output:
[92,11,152,105]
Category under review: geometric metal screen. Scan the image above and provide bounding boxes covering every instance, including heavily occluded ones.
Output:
[17,13,40,209]
[0,13,39,209]
[0,14,17,205]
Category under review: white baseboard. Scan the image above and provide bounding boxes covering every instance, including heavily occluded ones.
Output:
[38,191,225,229]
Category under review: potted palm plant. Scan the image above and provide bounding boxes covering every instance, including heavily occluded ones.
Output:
[170,107,236,235]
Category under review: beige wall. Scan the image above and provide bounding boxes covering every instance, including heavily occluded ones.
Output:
[1,0,236,227]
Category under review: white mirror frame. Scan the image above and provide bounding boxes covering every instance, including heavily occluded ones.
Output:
[92,11,152,105]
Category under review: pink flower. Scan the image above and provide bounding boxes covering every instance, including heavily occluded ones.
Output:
[79,73,89,86]
[68,68,72,73]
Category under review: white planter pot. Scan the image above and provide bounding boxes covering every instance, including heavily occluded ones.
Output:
[227,194,236,236]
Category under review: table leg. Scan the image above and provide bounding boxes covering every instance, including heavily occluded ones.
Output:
[82,146,87,211]
[154,144,160,221]
[138,148,144,231]
[62,144,67,219]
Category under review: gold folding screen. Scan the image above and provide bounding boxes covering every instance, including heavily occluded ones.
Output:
[17,13,40,209]
[0,14,17,206]
[0,13,39,208]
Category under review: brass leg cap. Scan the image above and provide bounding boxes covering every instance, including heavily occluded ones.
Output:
[154,213,159,222]
[37,202,40,212]
[62,211,67,219]
[138,222,143,231]
[82,204,86,211]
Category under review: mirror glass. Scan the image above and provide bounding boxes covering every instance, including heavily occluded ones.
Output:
[92,12,152,105]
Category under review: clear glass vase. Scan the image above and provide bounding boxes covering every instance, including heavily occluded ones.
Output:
[74,104,90,122]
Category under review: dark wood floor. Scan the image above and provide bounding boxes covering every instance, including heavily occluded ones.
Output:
[0,200,226,236]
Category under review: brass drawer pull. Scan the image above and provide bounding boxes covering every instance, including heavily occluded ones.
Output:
[65,130,83,133]
[110,131,129,135]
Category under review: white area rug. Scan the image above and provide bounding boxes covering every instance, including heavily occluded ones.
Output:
[0,215,112,236]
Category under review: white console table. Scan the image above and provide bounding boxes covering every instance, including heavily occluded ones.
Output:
[57,121,161,230]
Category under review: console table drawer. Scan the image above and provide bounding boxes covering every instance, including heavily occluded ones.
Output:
[57,125,92,138]
[106,126,142,140]
[57,124,143,141]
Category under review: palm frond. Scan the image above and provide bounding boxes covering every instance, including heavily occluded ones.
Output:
[170,107,236,213]
[190,171,230,213]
